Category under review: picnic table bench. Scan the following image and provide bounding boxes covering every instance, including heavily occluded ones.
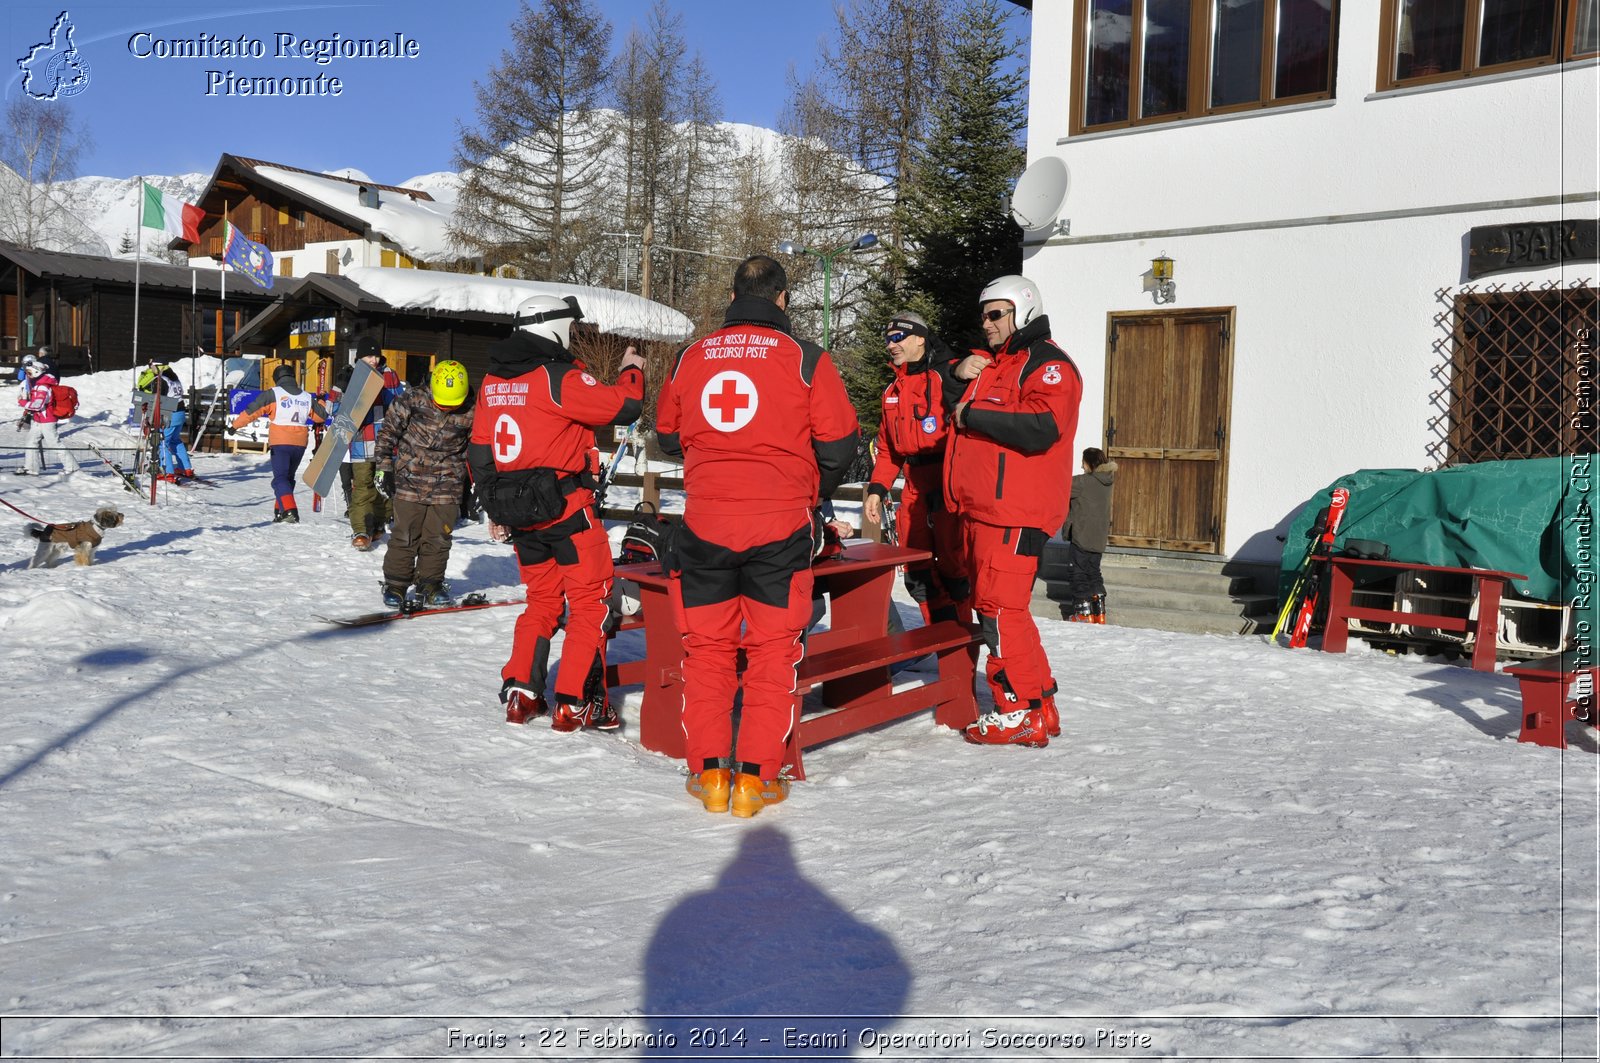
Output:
[783,619,980,779]
[1505,652,1600,748]
[612,544,982,779]
[1321,557,1527,671]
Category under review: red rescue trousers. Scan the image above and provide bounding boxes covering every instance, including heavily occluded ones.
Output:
[963,518,1056,710]
[899,462,968,623]
[505,511,614,707]
[671,511,814,780]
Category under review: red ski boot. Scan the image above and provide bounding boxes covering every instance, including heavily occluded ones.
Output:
[963,708,1050,748]
[501,681,548,725]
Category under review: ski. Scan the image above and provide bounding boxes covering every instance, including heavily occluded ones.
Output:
[314,592,523,628]
[84,442,141,493]
[1276,486,1351,647]
[1272,490,1339,640]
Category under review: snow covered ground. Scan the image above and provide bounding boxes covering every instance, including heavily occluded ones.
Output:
[0,368,1596,1061]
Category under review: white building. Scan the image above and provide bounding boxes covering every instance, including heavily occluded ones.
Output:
[1019,1,1598,561]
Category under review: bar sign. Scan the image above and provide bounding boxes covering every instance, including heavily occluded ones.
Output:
[1467,220,1600,280]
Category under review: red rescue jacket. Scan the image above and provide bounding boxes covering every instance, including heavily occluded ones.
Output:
[467,330,644,527]
[944,315,1081,531]
[867,334,962,500]
[656,296,859,523]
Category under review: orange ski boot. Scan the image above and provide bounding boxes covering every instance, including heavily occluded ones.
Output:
[687,759,733,813]
[730,768,790,819]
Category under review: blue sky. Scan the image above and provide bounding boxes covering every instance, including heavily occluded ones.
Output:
[3,1,1027,183]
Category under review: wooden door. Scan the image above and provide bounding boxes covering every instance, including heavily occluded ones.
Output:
[1104,309,1234,553]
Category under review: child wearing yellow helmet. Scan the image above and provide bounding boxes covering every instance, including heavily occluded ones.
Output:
[431,360,469,407]
[372,360,475,608]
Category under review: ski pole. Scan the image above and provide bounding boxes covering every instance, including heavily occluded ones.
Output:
[594,422,636,517]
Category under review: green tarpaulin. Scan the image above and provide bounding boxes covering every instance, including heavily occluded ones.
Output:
[1278,458,1600,640]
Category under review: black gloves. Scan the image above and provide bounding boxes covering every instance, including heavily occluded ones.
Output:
[375,470,394,498]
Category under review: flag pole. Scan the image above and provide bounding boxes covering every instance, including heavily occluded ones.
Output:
[135,178,159,507]
[133,178,142,366]
[220,213,227,360]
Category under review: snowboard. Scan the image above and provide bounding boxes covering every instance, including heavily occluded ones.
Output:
[301,362,384,500]
[314,592,524,628]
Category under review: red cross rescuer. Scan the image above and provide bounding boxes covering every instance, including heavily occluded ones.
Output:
[863,309,970,625]
[946,274,1082,748]
[656,255,860,818]
[467,293,646,732]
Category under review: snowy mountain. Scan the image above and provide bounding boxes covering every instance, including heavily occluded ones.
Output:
[46,171,209,259]
[0,162,115,257]
[51,119,802,264]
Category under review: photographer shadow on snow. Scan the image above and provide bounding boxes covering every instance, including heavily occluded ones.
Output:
[639,825,910,1059]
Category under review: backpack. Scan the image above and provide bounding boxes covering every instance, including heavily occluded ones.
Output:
[619,501,679,567]
[50,384,79,419]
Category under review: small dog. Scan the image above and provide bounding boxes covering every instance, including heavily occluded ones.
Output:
[26,506,124,569]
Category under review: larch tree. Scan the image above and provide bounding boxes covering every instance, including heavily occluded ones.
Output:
[779,0,949,425]
[449,0,611,281]
[657,52,737,320]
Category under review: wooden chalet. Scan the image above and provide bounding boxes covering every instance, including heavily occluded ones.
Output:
[227,272,512,392]
[0,242,276,375]
[179,154,472,280]
[230,270,695,397]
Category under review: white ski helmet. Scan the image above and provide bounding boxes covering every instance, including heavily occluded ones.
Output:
[513,294,583,349]
[978,274,1043,328]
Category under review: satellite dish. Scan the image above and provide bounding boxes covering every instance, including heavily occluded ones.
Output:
[1010,157,1070,235]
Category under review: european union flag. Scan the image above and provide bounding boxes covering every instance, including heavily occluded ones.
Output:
[223,220,274,289]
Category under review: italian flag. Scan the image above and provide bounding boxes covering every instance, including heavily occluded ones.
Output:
[140,181,203,243]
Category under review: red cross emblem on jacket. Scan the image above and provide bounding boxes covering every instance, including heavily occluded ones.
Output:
[702,371,758,431]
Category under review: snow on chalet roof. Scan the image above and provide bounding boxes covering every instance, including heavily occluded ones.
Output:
[343,267,696,344]
[252,164,456,262]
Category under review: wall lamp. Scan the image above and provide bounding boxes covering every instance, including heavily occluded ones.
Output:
[1150,253,1176,305]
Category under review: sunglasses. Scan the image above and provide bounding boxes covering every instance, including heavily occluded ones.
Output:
[981,308,1013,323]
[886,330,910,344]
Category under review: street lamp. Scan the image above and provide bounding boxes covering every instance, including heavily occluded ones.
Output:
[775,232,878,350]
